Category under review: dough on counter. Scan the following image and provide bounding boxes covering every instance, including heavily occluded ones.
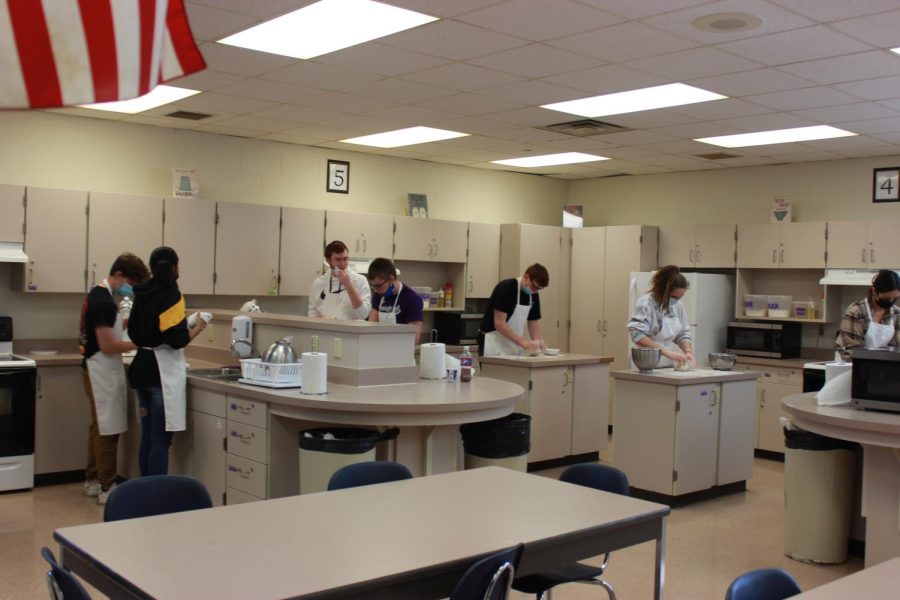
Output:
[674,361,691,372]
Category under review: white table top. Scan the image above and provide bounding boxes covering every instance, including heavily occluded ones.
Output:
[55,467,669,600]
[788,557,900,599]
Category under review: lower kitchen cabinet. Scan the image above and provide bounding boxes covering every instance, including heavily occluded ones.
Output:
[183,387,227,506]
[734,362,801,455]
[34,366,91,475]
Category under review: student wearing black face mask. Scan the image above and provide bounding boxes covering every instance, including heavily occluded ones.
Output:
[835,269,900,355]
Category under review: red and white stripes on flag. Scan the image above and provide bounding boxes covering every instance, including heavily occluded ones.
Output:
[0,0,205,109]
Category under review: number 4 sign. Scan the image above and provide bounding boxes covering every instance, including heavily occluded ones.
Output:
[873,167,899,202]
[327,159,350,194]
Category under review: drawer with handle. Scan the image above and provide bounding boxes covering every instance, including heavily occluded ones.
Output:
[226,486,262,505]
[226,454,267,499]
[227,396,267,428]
[226,420,267,464]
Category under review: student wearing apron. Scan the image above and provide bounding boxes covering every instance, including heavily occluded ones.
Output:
[127,247,206,476]
[627,265,695,369]
[79,253,150,503]
[479,264,549,358]
[307,240,371,320]
[366,258,424,339]
[835,269,900,357]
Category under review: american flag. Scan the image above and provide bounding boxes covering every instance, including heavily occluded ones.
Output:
[0,0,205,109]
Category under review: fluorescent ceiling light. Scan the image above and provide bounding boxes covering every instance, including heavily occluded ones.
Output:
[492,152,609,168]
[695,125,857,148]
[218,0,438,59]
[341,126,468,148]
[79,85,200,114]
[541,83,726,118]
[892,47,900,56]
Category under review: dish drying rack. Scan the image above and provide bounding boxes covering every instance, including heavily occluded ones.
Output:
[238,358,302,388]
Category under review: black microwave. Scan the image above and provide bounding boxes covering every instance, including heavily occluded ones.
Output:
[432,312,482,346]
[852,349,900,412]
[727,321,801,359]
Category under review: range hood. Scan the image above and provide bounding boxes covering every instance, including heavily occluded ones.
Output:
[819,269,899,286]
[0,242,28,263]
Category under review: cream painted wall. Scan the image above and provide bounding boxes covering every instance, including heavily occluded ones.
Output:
[0,111,565,226]
[568,156,900,226]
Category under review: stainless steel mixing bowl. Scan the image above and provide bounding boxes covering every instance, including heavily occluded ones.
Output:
[631,348,661,373]
[708,352,737,370]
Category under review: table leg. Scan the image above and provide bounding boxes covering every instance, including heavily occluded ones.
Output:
[654,515,667,600]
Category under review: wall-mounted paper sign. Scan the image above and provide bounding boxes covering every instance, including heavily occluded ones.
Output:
[770,198,791,223]
[563,205,583,228]
[173,168,198,198]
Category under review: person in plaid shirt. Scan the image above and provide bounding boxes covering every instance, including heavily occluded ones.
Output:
[834,270,900,358]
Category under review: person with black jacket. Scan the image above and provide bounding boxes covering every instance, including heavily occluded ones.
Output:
[127,247,205,476]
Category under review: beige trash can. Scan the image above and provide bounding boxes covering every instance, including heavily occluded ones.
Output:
[298,428,399,494]
[784,427,856,564]
[460,413,530,472]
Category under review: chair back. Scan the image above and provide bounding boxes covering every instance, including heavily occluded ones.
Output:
[103,475,213,522]
[40,547,92,600]
[450,543,525,600]
[725,568,801,600]
[559,463,630,496]
[327,461,413,491]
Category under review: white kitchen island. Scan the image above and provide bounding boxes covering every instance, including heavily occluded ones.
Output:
[612,368,760,504]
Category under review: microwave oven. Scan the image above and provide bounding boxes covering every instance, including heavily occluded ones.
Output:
[726,321,801,359]
[852,349,900,412]
[431,312,483,346]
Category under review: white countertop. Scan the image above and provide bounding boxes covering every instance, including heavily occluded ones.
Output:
[612,367,761,385]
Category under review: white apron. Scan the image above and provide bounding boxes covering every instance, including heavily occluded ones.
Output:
[378,282,403,325]
[319,276,346,319]
[864,299,895,349]
[484,280,532,357]
[86,289,128,435]
[153,345,187,432]
[629,303,682,369]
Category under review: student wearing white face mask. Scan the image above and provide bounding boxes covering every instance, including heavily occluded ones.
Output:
[628,265,695,369]
[307,240,371,320]
[835,269,900,357]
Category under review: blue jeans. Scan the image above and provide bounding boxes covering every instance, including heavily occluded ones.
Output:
[137,387,173,476]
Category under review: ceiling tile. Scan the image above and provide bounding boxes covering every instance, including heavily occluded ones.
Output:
[768,0,900,22]
[173,69,245,91]
[834,75,900,101]
[791,102,900,124]
[592,129,680,146]
[624,47,762,80]
[485,106,571,126]
[320,115,415,136]
[715,26,873,66]
[778,51,900,85]
[186,0,303,19]
[689,68,814,97]
[400,63,525,92]
[298,92,399,114]
[644,0,813,43]
[668,98,773,120]
[725,112,818,131]
[832,145,900,158]
[652,120,747,138]
[198,42,297,76]
[830,9,900,47]
[252,104,347,124]
[544,64,667,95]
[416,92,525,116]
[378,0,507,18]
[476,80,586,105]
[428,116,516,134]
[577,0,712,20]
[456,0,623,42]
[177,91,279,114]
[801,134,896,150]
[380,20,527,61]
[184,3,259,41]
[642,139,719,154]
[215,78,326,103]
[601,110,697,129]
[365,105,463,126]
[315,43,450,77]
[760,149,843,161]
[261,62,383,90]
[547,21,698,62]
[124,115,205,129]
[211,115,294,132]
[345,78,455,104]
[831,116,900,135]
[746,86,861,111]
[467,45,600,78]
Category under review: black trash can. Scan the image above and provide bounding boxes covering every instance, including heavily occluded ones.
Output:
[298,427,399,494]
[460,413,531,472]
[783,427,856,564]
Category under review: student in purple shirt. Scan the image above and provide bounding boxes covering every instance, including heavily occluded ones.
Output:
[367,258,423,340]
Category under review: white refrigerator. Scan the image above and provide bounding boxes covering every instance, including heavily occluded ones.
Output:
[629,272,734,368]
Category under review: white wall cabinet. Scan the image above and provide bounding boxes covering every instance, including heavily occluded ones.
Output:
[827,220,900,269]
[34,366,91,475]
[325,210,393,259]
[24,187,88,292]
[659,224,736,268]
[394,216,468,263]
[465,222,500,298]
[87,192,162,288]
[164,197,216,295]
[0,184,25,243]
[737,222,826,269]
[214,202,281,296]
[279,207,326,296]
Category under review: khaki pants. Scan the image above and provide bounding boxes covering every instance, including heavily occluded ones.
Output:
[82,369,119,489]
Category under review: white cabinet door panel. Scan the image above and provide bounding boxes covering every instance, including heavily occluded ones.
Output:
[189,410,226,507]
[88,192,162,288]
[528,366,572,462]
[432,219,468,263]
[215,203,280,296]
[570,227,605,355]
[164,197,216,295]
[466,222,500,298]
[0,184,24,243]
[571,364,608,455]
[737,223,779,268]
[717,380,756,485]
[25,187,87,292]
[279,207,325,296]
[393,216,432,261]
[868,220,900,268]
[827,221,867,269]
[674,384,719,495]
[779,221,825,268]
[659,225,695,267]
[695,224,735,268]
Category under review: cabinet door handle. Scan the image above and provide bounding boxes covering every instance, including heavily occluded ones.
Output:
[772,249,777,263]
[696,247,701,263]
[760,388,765,406]
[433,242,438,256]
[710,389,718,407]
[562,371,568,388]
[602,320,608,334]
[870,248,875,263]
[427,243,433,257]
[597,320,602,332]
[355,239,360,252]
[91,270,96,286]
[28,267,33,287]
[779,248,784,263]
[689,249,694,263]
[467,279,473,293]
[861,248,867,263]
[362,239,367,253]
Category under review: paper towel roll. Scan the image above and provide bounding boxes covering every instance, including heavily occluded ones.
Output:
[302,352,328,394]
[825,362,852,383]
[419,343,446,379]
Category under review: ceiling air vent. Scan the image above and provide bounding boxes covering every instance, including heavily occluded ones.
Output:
[539,119,632,137]
[695,152,742,160]
[165,110,213,121]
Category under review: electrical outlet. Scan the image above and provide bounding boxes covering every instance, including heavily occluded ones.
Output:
[333,337,342,359]
[311,335,319,352]
[206,323,215,342]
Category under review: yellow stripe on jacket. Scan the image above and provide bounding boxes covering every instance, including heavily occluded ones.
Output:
[159,295,186,332]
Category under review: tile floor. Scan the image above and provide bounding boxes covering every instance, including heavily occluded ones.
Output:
[1,458,861,599]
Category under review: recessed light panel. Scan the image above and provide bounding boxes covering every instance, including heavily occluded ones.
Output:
[541,83,726,118]
[492,152,609,168]
[892,47,900,56]
[341,126,468,148]
[79,86,200,114]
[695,125,857,148]
[218,0,438,59]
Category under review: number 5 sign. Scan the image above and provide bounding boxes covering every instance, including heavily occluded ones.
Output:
[873,167,899,202]
[327,160,350,194]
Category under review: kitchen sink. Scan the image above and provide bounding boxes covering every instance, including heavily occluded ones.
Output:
[188,367,243,382]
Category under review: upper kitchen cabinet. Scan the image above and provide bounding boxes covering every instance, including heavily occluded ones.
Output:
[279,207,325,296]
[214,202,281,296]
[737,222,826,269]
[325,211,392,259]
[393,216,468,263]
[0,184,25,243]
[466,222,500,298]
[88,192,162,288]
[164,197,216,295]
[23,187,87,292]
[659,224,736,268]
[827,219,900,269]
